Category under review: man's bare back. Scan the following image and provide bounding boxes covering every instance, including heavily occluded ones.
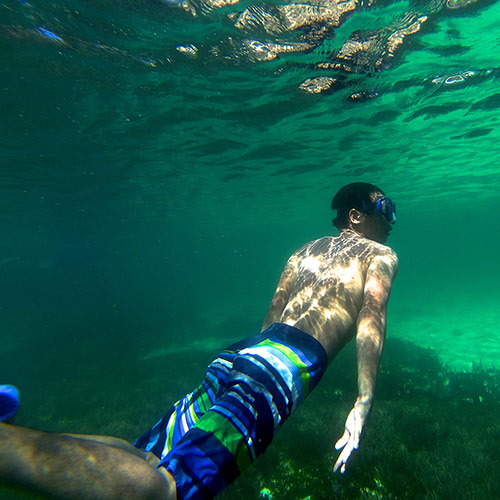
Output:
[262,228,399,361]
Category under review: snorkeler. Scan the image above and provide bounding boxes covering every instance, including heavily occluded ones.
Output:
[0,182,398,500]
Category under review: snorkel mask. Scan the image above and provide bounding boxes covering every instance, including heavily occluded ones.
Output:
[376,197,397,224]
[361,197,397,224]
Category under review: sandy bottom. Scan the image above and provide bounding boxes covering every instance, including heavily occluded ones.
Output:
[390,289,500,371]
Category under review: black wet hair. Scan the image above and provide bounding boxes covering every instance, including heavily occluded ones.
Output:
[331,182,384,230]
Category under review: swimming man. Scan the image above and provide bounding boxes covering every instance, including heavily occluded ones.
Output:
[0,181,398,500]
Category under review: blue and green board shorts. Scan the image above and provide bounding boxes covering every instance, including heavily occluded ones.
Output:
[134,322,328,500]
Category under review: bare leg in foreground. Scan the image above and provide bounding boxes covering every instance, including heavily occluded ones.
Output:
[0,423,176,500]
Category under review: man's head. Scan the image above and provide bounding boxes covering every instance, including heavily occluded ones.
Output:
[331,182,396,243]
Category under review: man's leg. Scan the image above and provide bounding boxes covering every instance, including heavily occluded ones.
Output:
[0,423,176,500]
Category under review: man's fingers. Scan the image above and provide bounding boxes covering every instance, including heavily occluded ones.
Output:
[335,430,350,450]
[333,439,354,473]
[333,448,349,473]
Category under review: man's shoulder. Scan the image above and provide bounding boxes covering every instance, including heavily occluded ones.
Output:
[293,236,336,256]
[366,241,399,275]
[283,237,334,268]
[340,231,397,260]
[342,234,398,273]
[369,240,398,260]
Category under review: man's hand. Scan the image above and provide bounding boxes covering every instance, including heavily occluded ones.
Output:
[333,401,370,474]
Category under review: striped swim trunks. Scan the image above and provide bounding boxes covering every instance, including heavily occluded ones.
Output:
[134,322,327,500]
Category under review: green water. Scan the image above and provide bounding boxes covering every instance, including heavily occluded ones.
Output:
[1,0,499,498]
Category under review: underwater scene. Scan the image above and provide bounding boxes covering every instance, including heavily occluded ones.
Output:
[1,0,499,498]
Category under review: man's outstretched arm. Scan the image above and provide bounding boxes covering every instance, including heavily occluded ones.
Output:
[334,251,398,473]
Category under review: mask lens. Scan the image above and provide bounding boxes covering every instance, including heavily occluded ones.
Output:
[377,198,397,223]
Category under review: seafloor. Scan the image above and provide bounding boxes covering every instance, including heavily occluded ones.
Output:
[1,335,499,500]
